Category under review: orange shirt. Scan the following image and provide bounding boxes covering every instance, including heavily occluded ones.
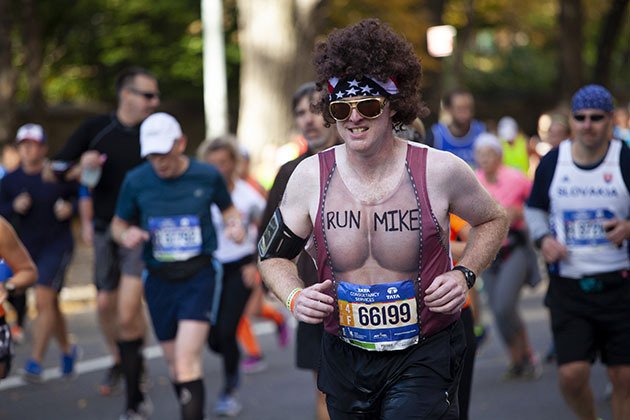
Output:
[450,214,471,308]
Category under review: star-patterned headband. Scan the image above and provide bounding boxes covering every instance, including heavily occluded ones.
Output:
[328,76,399,100]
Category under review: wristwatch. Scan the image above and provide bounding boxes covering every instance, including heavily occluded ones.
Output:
[452,265,476,289]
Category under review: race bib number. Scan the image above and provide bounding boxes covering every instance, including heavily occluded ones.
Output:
[337,280,419,351]
[149,215,202,262]
[563,209,614,247]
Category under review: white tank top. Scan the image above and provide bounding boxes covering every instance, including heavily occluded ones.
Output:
[549,139,630,278]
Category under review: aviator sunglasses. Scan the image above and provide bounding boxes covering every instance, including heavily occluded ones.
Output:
[127,87,160,100]
[329,97,387,122]
[572,113,606,122]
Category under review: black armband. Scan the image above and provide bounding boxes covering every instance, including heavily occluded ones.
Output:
[258,208,307,261]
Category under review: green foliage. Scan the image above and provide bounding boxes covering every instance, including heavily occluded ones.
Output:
[14,0,206,104]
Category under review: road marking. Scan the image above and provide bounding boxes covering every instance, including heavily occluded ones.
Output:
[0,318,291,391]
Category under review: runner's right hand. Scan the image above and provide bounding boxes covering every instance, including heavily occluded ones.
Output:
[13,192,32,215]
[292,279,334,324]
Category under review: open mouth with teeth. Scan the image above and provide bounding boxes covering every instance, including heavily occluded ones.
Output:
[350,127,368,133]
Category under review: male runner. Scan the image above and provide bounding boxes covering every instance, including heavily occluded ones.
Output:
[258,81,340,420]
[258,19,508,419]
[48,67,159,413]
[428,89,486,166]
[111,112,244,420]
[0,124,80,381]
[525,84,630,420]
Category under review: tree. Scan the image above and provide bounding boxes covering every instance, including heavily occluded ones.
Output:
[559,0,584,102]
[235,0,325,166]
[21,0,45,120]
[0,0,17,144]
[593,0,630,87]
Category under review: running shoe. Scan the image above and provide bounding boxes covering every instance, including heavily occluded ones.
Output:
[214,393,242,417]
[61,345,81,379]
[10,325,24,345]
[22,358,43,383]
[502,363,524,381]
[521,353,543,380]
[118,394,153,420]
[277,321,289,348]
[99,363,123,395]
[241,355,267,374]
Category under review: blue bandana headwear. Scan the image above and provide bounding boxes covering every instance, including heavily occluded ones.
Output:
[571,84,613,113]
[328,76,398,100]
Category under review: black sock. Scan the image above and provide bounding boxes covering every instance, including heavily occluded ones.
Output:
[117,338,144,411]
[178,379,205,420]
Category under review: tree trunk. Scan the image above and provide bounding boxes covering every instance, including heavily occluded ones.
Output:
[236,0,324,169]
[593,0,630,87]
[0,0,17,144]
[558,0,584,103]
[202,0,229,139]
[21,0,46,120]
[452,0,475,89]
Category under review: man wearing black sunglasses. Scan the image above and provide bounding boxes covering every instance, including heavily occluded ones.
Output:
[258,19,508,420]
[48,67,160,419]
[525,84,630,420]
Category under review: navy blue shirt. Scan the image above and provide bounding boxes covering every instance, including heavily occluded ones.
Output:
[115,158,232,269]
[0,167,78,256]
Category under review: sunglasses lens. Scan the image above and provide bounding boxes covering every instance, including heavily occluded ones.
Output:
[330,102,352,121]
[573,114,605,122]
[357,99,383,118]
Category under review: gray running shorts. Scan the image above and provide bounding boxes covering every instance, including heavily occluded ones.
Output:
[93,228,144,291]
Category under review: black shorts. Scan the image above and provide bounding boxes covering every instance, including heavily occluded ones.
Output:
[318,320,466,420]
[296,321,324,370]
[546,271,630,366]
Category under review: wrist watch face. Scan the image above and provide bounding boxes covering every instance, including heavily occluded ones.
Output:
[454,266,475,289]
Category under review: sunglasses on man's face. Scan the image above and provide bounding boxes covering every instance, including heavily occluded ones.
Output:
[329,97,387,122]
[572,113,606,122]
[127,87,160,100]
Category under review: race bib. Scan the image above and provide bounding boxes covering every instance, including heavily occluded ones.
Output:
[149,215,202,262]
[337,280,419,351]
[563,209,614,247]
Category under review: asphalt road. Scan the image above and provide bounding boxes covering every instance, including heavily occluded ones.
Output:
[0,246,614,420]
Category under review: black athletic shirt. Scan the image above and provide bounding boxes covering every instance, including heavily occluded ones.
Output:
[54,113,143,231]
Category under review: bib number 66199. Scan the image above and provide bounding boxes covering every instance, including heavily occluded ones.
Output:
[357,303,411,327]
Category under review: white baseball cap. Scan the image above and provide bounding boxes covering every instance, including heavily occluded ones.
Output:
[497,116,518,142]
[16,123,46,144]
[140,112,183,157]
[474,132,503,156]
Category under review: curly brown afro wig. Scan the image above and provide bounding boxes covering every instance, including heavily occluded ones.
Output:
[312,19,429,130]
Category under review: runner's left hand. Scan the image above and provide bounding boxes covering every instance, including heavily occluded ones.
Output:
[424,270,467,315]
[603,219,630,246]
[53,199,73,221]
